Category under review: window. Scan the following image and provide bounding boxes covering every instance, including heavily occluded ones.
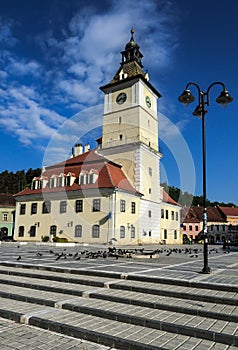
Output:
[149,167,152,176]
[92,199,100,212]
[210,225,214,231]
[75,225,82,237]
[119,134,123,140]
[120,226,125,238]
[20,204,26,215]
[50,225,57,237]
[60,201,67,213]
[176,212,179,221]
[18,226,24,237]
[183,225,186,231]
[42,201,51,214]
[148,210,151,218]
[120,200,126,212]
[195,225,199,231]
[161,209,164,218]
[29,225,36,237]
[3,213,8,221]
[189,225,192,231]
[92,225,100,238]
[119,116,121,124]
[171,211,174,220]
[165,210,168,219]
[149,188,151,194]
[31,203,37,215]
[174,230,177,240]
[164,229,167,240]
[65,175,71,186]
[216,225,220,231]
[75,200,83,213]
[131,202,136,214]
[131,226,135,239]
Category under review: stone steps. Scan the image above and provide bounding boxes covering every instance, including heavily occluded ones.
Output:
[0,264,237,348]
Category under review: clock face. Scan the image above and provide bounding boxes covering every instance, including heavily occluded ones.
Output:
[145,96,151,108]
[116,92,127,105]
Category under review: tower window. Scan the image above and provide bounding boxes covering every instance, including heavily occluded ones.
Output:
[149,167,152,176]
[119,134,123,140]
[119,116,121,124]
[148,210,151,218]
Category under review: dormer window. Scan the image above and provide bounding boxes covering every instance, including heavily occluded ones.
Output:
[79,169,99,185]
[49,175,57,188]
[88,169,99,184]
[57,173,65,187]
[65,172,76,186]
[31,176,48,190]
[79,170,88,185]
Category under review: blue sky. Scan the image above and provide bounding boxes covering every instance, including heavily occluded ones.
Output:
[0,0,237,204]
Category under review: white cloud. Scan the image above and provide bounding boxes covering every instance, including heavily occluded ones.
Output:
[0,0,180,158]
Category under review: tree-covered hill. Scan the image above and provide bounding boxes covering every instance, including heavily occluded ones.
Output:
[0,168,41,194]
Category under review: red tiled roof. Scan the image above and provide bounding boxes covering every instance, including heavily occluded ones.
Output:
[183,206,226,223]
[218,206,238,217]
[162,190,179,206]
[14,150,141,197]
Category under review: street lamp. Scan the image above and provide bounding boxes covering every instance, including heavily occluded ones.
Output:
[178,82,233,274]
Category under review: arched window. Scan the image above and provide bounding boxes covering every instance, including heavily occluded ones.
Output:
[50,225,57,237]
[75,225,82,237]
[92,225,100,238]
[18,226,24,237]
[120,226,125,238]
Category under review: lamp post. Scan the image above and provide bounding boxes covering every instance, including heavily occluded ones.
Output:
[178,82,233,274]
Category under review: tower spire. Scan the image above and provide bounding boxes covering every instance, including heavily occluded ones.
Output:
[121,27,143,67]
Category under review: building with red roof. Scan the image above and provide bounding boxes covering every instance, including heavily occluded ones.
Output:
[181,206,238,244]
[14,30,181,245]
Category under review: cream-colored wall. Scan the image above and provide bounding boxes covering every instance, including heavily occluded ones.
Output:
[160,202,181,244]
[14,191,141,245]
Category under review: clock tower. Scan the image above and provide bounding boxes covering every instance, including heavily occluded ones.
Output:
[99,28,162,240]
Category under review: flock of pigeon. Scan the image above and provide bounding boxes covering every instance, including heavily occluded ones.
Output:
[15,245,222,262]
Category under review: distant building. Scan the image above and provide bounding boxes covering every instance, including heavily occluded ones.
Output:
[181,206,235,244]
[217,206,238,244]
[14,29,180,245]
[0,194,15,240]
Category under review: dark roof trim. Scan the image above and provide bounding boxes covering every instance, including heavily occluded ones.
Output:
[100,75,162,98]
